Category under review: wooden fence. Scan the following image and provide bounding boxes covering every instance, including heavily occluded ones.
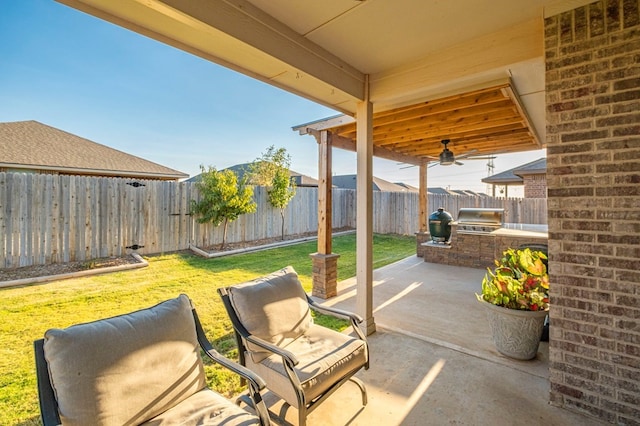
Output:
[0,173,547,269]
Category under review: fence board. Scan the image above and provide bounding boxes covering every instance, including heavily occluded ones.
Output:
[49,176,59,264]
[8,174,18,266]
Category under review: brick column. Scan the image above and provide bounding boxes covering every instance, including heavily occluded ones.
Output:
[415,231,431,257]
[546,1,640,423]
[309,252,340,299]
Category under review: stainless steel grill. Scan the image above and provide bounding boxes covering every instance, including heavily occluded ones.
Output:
[453,208,504,234]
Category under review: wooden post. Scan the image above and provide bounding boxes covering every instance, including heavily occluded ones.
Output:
[416,161,430,257]
[356,76,375,336]
[419,161,428,232]
[310,130,339,299]
[317,130,332,255]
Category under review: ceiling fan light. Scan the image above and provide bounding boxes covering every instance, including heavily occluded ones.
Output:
[440,149,455,165]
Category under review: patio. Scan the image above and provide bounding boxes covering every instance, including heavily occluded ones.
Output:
[262,257,606,425]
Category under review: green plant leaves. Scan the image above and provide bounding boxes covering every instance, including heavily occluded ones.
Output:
[477,248,549,311]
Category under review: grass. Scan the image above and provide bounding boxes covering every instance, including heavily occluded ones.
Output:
[0,233,415,425]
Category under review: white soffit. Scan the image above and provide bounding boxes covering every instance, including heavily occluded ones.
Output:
[249,0,551,75]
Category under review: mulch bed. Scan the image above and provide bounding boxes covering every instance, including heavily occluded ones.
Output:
[0,255,141,282]
[200,228,353,252]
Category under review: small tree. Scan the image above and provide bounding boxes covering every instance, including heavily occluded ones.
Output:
[190,166,256,250]
[249,146,296,240]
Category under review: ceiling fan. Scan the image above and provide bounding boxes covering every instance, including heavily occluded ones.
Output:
[398,139,496,169]
[428,139,495,168]
[438,139,457,165]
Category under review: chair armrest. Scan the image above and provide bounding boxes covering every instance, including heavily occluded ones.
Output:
[307,297,367,341]
[192,309,266,390]
[34,339,62,426]
[308,297,363,322]
[201,344,267,390]
[191,309,271,425]
[245,334,299,367]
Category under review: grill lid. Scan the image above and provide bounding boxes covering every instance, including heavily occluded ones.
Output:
[455,208,504,225]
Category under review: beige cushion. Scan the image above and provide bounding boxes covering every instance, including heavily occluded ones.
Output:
[245,324,368,407]
[43,294,206,426]
[227,266,312,362]
[142,388,260,425]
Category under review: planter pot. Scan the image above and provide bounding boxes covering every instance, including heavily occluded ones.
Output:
[481,301,548,360]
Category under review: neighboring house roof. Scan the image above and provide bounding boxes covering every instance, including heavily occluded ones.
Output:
[427,187,453,195]
[512,157,547,176]
[332,174,412,192]
[394,182,419,192]
[427,187,484,196]
[290,173,319,187]
[450,189,485,196]
[0,120,188,180]
[187,162,319,187]
[482,157,546,185]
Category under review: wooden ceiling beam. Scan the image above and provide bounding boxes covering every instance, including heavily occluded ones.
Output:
[327,132,424,166]
[309,82,542,164]
[372,113,526,145]
[332,90,511,135]
[381,125,532,150]
[364,84,509,121]
[335,105,521,143]
[369,91,509,126]
[370,114,524,145]
[395,134,537,157]
[374,122,527,147]
[414,136,533,159]
[332,98,522,137]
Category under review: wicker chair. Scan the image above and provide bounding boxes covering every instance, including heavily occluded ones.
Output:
[218,266,368,426]
[34,294,270,425]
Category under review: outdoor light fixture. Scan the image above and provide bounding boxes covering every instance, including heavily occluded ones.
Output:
[439,139,455,165]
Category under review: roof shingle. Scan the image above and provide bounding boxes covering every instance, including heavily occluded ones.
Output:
[0,120,188,180]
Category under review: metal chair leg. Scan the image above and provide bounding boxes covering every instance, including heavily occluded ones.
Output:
[349,377,368,406]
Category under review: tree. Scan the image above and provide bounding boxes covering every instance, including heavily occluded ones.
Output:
[249,146,296,240]
[190,166,256,250]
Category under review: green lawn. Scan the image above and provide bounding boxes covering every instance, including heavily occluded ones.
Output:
[0,233,415,425]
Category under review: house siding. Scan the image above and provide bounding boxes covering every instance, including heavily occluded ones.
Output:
[546,0,640,423]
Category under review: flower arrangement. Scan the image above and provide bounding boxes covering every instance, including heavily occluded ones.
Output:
[476,247,549,311]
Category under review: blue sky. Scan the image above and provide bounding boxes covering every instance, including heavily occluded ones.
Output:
[1,0,543,195]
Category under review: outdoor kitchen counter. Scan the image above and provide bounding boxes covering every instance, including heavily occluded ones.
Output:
[420,225,548,269]
[491,228,548,239]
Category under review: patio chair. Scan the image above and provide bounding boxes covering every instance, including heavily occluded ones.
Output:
[218,266,369,426]
[34,294,270,425]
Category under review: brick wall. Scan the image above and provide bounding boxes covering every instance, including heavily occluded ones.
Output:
[523,174,548,198]
[545,0,640,423]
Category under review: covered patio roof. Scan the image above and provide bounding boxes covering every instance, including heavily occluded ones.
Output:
[294,80,542,166]
[56,0,572,137]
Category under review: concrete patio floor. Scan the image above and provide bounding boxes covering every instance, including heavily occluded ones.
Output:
[263,256,606,425]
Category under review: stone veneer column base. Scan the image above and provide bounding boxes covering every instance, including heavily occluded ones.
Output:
[309,252,340,299]
[415,232,431,257]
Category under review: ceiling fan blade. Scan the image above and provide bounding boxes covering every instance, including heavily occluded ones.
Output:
[455,149,479,160]
[462,156,497,160]
[454,161,464,166]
